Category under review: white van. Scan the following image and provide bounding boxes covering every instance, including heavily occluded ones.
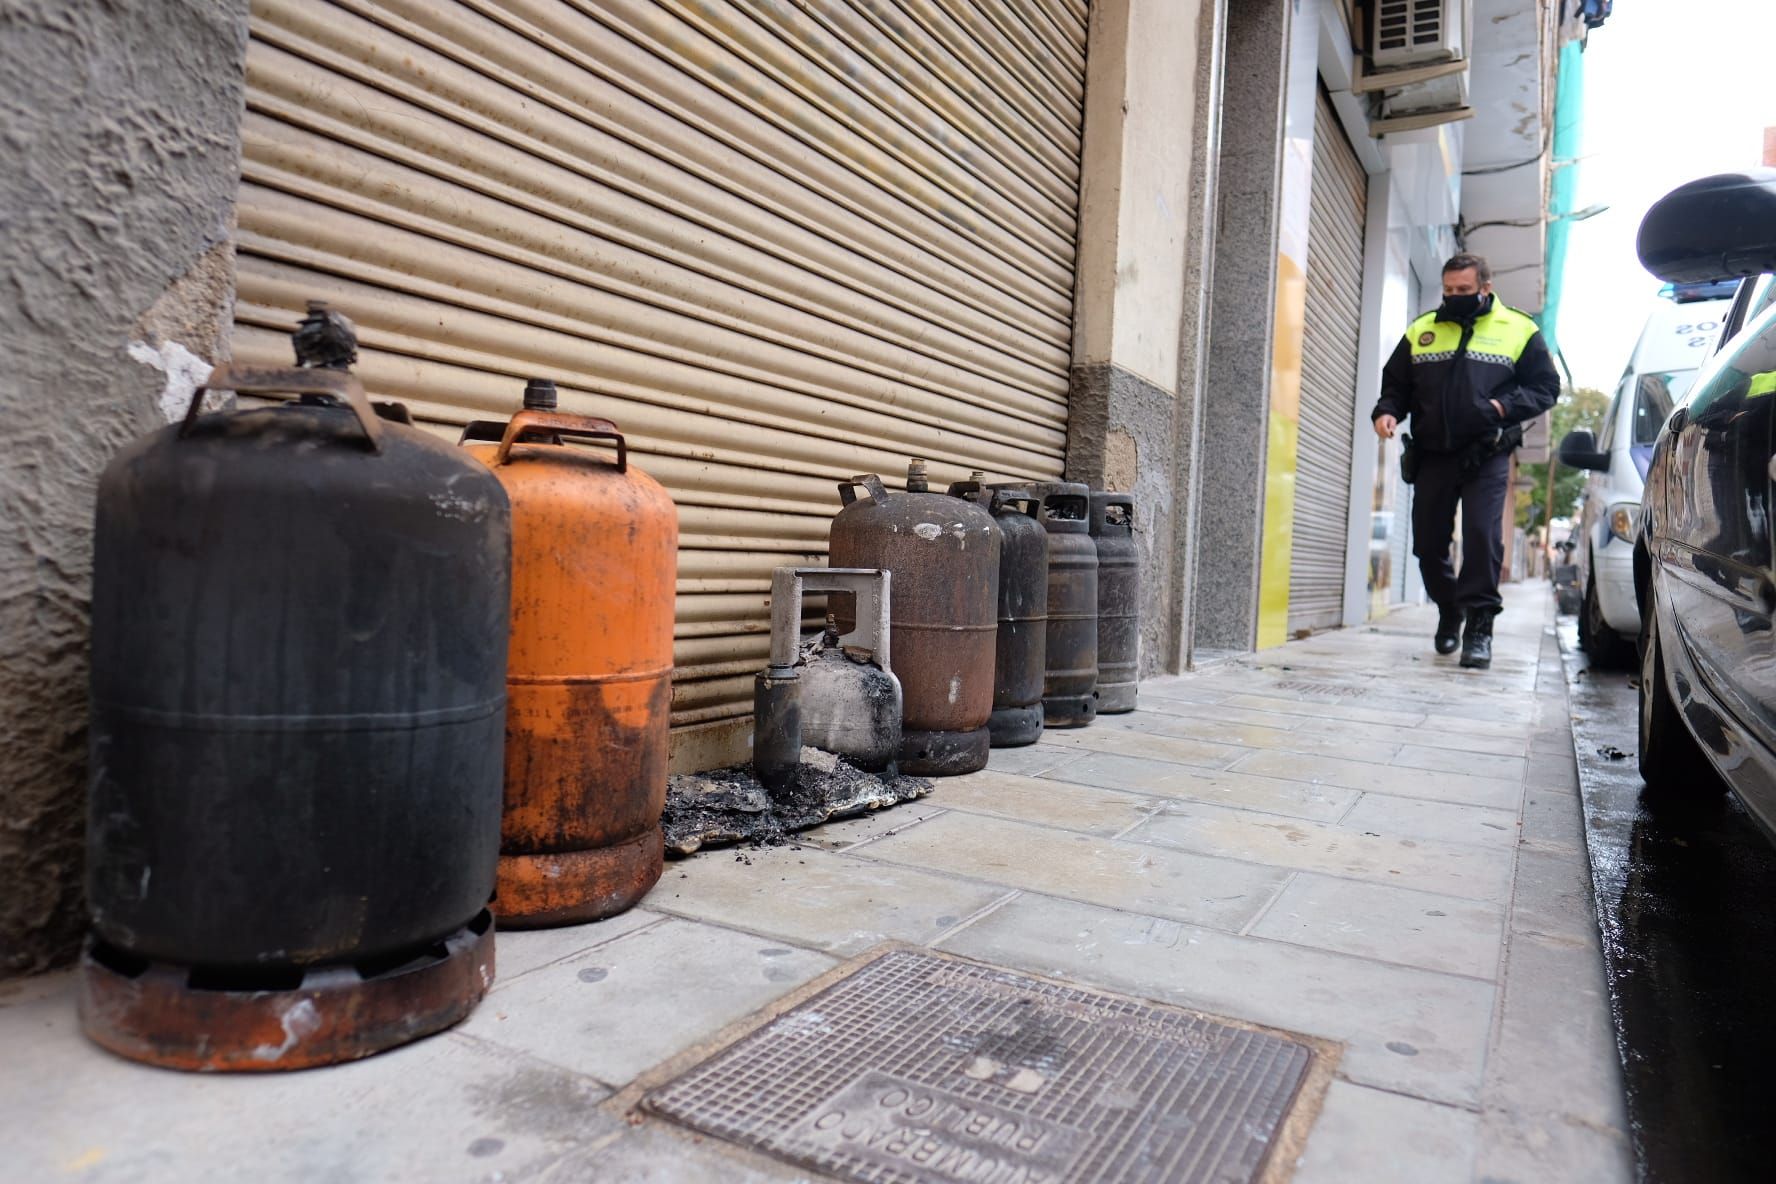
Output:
[1565,285,1733,662]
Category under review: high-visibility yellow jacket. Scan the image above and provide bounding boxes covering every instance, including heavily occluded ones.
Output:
[1372,298,1561,454]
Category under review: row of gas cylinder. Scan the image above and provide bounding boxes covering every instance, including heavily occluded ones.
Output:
[752,461,1139,787]
[81,305,680,1071]
[76,302,1138,1075]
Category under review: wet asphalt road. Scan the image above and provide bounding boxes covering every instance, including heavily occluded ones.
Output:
[1562,625,1776,1184]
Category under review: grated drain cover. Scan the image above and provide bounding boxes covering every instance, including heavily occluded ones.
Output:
[643,949,1316,1184]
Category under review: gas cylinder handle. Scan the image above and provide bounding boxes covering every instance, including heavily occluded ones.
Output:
[838,474,890,506]
[991,489,1040,517]
[182,363,384,453]
[495,409,626,471]
[1090,493,1136,534]
[769,566,892,673]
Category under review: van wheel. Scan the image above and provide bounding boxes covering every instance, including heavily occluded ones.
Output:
[1638,603,1725,798]
[1579,566,1634,668]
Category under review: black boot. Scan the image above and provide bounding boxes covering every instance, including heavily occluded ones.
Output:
[1459,609,1496,669]
[1434,605,1462,655]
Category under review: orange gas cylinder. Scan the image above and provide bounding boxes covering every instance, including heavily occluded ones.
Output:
[461,380,678,927]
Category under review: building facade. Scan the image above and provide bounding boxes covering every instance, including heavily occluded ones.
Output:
[0,0,1599,974]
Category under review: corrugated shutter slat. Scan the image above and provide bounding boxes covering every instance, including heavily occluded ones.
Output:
[1290,87,1368,634]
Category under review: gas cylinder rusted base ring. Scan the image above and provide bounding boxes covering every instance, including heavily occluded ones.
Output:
[1042,692,1100,729]
[988,702,1045,748]
[899,725,991,777]
[1097,683,1138,714]
[494,825,664,929]
[78,910,495,1073]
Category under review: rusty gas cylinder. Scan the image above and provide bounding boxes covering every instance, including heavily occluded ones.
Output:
[83,303,508,1071]
[1091,492,1140,713]
[951,475,1048,747]
[829,461,998,775]
[1031,482,1098,728]
[461,379,678,927]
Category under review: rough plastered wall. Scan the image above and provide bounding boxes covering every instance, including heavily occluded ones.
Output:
[0,0,248,977]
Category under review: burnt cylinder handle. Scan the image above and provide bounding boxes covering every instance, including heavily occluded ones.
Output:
[494,409,626,471]
[180,363,384,454]
[838,474,890,506]
[1090,493,1136,533]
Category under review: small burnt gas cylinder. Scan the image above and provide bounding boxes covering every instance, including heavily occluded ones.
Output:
[828,462,998,775]
[1091,492,1140,713]
[1030,481,1099,728]
[83,302,507,1071]
[753,566,902,793]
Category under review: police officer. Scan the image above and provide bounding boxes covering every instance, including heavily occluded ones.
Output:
[1371,253,1560,669]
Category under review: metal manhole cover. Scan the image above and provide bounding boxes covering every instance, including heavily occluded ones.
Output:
[643,949,1318,1184]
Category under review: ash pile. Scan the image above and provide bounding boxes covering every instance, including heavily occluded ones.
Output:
[662,747,930,856]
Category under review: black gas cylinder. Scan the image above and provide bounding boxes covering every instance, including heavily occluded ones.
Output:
[952,477,1048,747]
[86,305,511,980]
[1030,482,1098,728]
[1091,492,1140,713]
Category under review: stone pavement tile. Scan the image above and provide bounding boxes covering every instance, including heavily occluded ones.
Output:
[1129,802,1513,903]
[1508,843,1602,948]
[1056,752,1359,822]
[1168,697,1427,737]
[531,1122,820,1183]
[1339,793,1521,850]
[1521,787,1586,849]
[791,806,946,852]
[1390,744,1528,783]
[464,917,835,1088]
[1124,707,1402,763]
[980,743,1082,778]
[1296,715,1526,758]
[1224,693,1424,728]
[1475,932,1631,1182]
[1230,749,1523,810]
[496,909,666,983]
[1133,676,1232,704]
[1473,1109,1634,1184]
[925,768,1161,835]
[938,895,1496,1108]
[1291,1080,1478,1184]
[1029,724,1247,770]
[0,971,620,1184]
[647,842,1009,955]
[1248,873,1505,980]
[857,810,1289,931]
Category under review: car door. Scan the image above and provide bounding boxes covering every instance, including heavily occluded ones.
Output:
[1658,300,1776,777]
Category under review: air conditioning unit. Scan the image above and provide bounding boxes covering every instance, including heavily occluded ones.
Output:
[1372,0,1468,69]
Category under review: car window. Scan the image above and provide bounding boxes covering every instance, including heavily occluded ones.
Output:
[1632,370,1693,445]
[1686,300,1776,424]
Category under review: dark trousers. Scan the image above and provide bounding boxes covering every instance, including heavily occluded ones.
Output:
[1411,449,1510,613]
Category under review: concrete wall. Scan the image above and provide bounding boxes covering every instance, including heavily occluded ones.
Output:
[0,1,249,977]
[1067,0,1205,676]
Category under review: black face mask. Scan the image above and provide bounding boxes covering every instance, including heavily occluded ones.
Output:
[1438,292,1491,322]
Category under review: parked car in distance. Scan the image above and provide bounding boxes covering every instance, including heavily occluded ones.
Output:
[1630,169,1776,837]
[1558,286,1733,664]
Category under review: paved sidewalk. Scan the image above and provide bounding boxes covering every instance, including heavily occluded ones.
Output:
[0,583,1630,1183]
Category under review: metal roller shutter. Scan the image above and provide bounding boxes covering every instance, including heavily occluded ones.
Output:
[1289,86,1367,635]
[234,0,1086,769]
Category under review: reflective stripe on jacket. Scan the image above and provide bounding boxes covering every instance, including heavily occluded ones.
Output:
[1371,300,1561,454]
